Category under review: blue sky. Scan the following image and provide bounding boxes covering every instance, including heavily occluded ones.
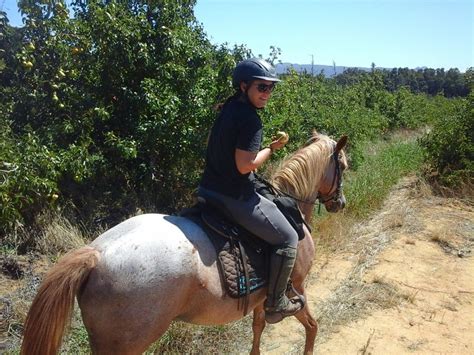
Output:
[2,0,472,71]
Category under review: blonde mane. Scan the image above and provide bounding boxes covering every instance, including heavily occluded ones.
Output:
[271,133,335,201]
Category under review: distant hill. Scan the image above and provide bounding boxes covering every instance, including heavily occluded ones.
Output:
[275,63,450,77]
[275,62,372,77]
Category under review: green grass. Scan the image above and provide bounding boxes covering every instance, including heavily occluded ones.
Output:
[344,138,424,218]
[313,135,425,252]
[61,322,90,354]
[146,319,253,354]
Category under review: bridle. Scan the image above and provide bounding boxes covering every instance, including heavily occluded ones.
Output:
[317,150,343,204]
[258,146,344,208]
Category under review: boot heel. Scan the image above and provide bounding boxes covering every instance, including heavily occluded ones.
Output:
[265,311,284,324]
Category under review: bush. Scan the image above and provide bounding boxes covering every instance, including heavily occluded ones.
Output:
[1,0,241,236]
[0,1,469,244]
[0,126,61,236]
[419,92,473,189]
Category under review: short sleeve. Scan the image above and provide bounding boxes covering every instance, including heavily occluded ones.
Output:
[236,110,263,152]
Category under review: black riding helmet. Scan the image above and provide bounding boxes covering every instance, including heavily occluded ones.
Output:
[232,58,281,89]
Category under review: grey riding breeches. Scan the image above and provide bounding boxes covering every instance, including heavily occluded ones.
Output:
[197,186,299,248]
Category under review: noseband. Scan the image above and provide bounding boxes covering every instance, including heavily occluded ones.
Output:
[317,150,343,204]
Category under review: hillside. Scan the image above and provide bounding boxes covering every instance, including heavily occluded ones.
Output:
[275,62,372,77]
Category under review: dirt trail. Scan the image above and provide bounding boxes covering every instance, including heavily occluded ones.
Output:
[261,177,474,354]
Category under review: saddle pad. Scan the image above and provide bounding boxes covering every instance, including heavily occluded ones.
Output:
[207,230,268,298]
[180,206,268,298]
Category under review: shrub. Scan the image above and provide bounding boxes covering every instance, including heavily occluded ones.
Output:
[419,92,473,189]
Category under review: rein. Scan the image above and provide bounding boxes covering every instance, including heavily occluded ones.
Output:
[258,148,344,207]
[255,174,318,206]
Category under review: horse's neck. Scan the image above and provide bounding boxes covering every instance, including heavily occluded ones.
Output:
[299,202,315,225]
[271,142,331,225]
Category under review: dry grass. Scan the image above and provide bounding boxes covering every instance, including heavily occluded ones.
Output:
[3,209,90,256]
[147,318,254,354]
[34,211,87,255]
[381,208,408,230]
[404,337,426,351]
[410,177,434,199]
[0,263,45,352]
[313,213,358,254]
[314,276,408,344]
[428,219,473,258]
[359,329,375,355]
[0,209,90,353]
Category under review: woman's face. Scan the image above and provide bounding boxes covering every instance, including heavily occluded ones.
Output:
[240,79,275,109]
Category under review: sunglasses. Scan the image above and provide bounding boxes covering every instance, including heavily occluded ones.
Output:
[254,83,276,93]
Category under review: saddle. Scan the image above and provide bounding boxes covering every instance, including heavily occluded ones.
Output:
[180,200,269,316]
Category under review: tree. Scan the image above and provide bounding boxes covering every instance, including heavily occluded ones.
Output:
[2,0,239,235]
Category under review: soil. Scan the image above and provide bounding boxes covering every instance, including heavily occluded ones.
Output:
[260,176,474,354]
[1,176,473,354]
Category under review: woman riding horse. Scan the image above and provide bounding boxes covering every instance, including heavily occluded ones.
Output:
[198,58,305,323]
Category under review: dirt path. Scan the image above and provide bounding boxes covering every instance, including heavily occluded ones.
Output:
[260,177,474,354]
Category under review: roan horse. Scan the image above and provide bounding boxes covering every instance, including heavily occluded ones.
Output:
[21,131,348,355]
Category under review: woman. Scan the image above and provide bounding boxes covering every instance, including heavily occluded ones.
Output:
[198,58,304,324]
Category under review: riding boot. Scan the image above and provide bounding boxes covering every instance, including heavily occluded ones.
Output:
[264,245,305,324]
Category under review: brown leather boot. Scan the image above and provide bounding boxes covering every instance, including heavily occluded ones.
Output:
[264,245,305,324]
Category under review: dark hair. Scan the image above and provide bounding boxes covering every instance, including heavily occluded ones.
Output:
[213,90,242,112]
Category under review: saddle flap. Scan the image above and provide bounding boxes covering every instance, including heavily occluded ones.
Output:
[181,203,269,301]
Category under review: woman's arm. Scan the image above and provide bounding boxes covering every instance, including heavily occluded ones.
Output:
[235,138,286,174]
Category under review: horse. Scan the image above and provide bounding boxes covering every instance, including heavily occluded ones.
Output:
[20,131,348,355]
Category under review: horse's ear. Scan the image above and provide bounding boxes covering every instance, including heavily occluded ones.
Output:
[312,129,319,136]
[335,135,348,152]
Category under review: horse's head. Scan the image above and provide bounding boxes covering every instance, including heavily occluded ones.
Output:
[316,134,348,213]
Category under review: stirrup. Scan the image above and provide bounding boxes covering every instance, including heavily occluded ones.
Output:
[265,281,306,324]
[265,294,305,324]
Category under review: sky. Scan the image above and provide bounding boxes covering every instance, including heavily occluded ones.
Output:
[2,0,472,71]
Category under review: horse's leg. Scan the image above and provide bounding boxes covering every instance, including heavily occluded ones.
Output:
[250,304,266,355]
[293,284,318,355]
[88,317,174,355]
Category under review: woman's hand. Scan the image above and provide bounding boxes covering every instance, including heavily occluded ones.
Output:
[235,132,289,174]
[270,131,289,151]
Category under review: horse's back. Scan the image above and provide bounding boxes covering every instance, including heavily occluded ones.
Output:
[77,212,267,352]
[89,213,213,283]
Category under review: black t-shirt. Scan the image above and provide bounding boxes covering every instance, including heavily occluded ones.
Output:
[200,98,263,198]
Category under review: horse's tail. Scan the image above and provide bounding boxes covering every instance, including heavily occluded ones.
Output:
[21,246,100,355]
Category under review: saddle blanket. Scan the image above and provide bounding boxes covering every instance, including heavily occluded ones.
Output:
[181,206,269,298]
